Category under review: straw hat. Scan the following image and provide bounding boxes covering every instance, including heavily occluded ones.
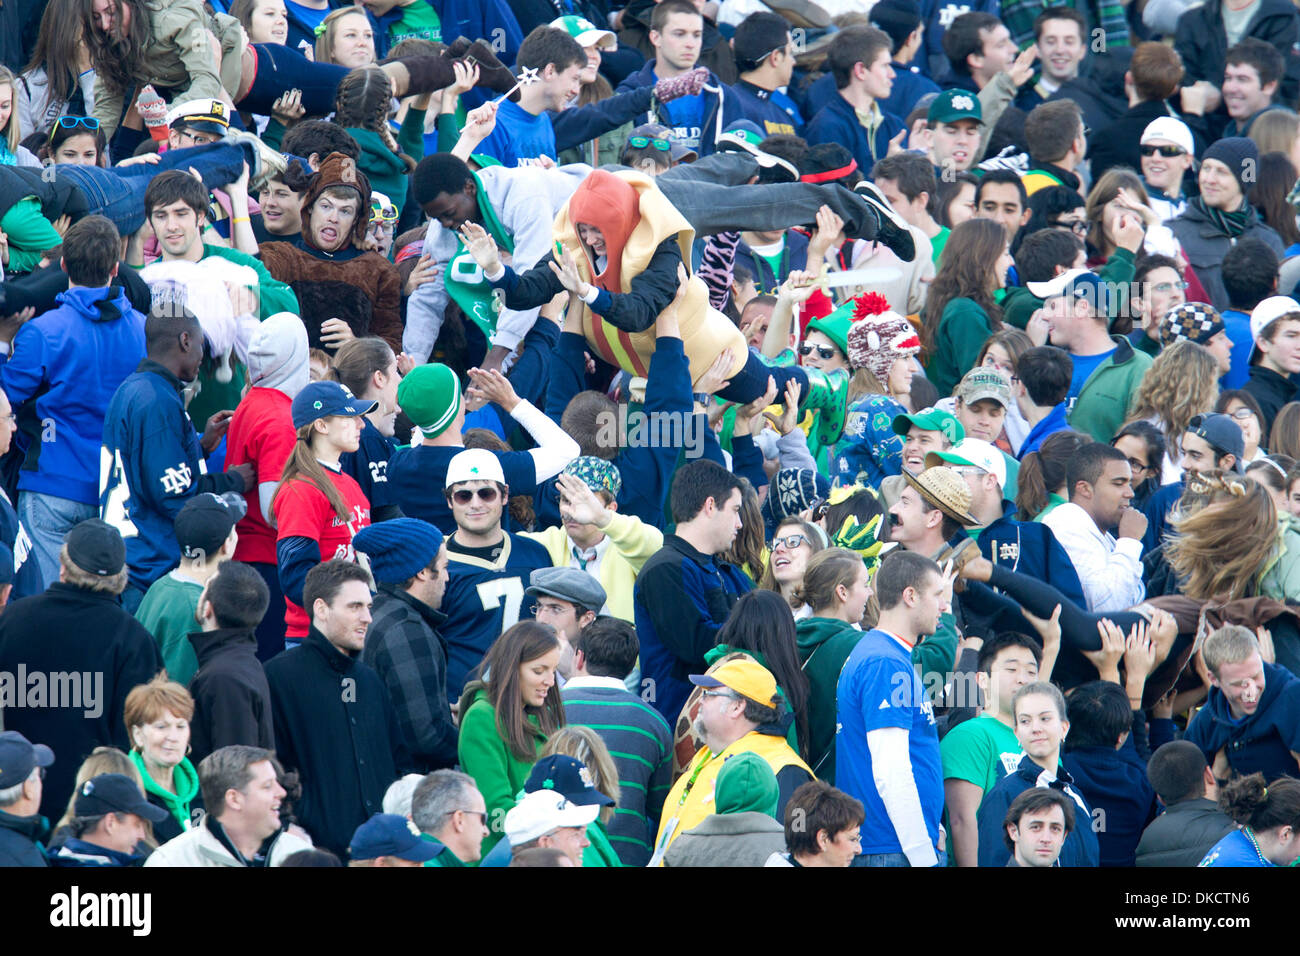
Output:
[902,465,978,526]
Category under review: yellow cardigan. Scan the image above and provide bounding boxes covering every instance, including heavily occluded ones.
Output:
[520,511,663,621]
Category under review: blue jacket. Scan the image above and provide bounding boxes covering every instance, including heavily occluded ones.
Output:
[804,92,905,180]
[0,285,145,504]
[633,533,754,721]
[729,80,804,135]
[1018,403,1070,459]
[976,754,1101,867]
[977,501,1087,609]
[101,361,245,592]
[880,64,942,122]
[1063,738,1158,868]
[615,60,744,157]
[366,0,522,62]
[1220,308,1253,390]
[1184,662,1300,781]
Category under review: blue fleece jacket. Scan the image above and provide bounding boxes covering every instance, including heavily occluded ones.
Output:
[880,64,942,120]
[0,286,145,504]
[101,361,246,592]
[367,0,522,61]
[615,60,743,157]
[804,92,905,180]
[1184,662,1300,781]
[1064,737,1158,868]
[976,754,1101,867]
[976,501,1087,609]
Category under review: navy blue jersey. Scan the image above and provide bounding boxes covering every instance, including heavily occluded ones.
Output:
[441,533,551,699]
[387,443,539,535]
[340,418,399,510]
[0,487,40,599]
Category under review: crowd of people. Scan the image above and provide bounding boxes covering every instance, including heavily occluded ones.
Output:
[1,0,1300,870]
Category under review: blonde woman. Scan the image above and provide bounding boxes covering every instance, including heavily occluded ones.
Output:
[540,727,623,867]
[1128,339,1221,484]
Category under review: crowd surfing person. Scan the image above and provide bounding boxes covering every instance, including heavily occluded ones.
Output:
[7,0,1300,877]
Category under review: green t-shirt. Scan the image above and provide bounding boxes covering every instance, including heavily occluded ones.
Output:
[135,571,205,686]
[941,713,1023,797]
[390,0,442,44]
[930,225,950,267]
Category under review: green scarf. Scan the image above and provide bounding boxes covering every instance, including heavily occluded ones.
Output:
[1191,195,1257,239]
[445,167,516,339]
[130,750,200,831]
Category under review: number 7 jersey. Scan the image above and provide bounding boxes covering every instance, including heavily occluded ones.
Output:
[440,532,552,701]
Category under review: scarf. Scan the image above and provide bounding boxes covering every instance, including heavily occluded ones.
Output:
[1191,195,1257,239]
[444,171,516,339]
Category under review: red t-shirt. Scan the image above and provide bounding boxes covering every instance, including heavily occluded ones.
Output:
[227,387,298,565]
[273,467,371,637]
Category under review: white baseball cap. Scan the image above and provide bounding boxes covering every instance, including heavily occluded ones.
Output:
[1140,117,1194,157]
[504,789,599,847]
[1250,296,1300,342]
[925,438,1007,490]
[444,448,506,489]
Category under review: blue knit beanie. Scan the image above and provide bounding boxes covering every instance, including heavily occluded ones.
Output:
[353,518,444,585]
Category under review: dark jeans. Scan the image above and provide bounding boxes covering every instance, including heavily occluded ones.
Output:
[55,140,251,235]
[241,43,351,116]
[716,352,808,406]
[251,560,288,662]
[656,153,883,241]
[851,850,948,867]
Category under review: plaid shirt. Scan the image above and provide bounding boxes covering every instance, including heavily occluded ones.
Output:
[1002,0,1130,50]
[360,585,459,772]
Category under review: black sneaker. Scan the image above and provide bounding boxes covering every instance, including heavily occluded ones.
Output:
[854,179,916,262]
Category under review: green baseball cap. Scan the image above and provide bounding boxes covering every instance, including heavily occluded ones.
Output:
[891,406,965,444]
[397,363,462,438]
[927,89,983,126]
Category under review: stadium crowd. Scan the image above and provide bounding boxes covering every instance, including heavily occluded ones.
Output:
[2,0,1300,869]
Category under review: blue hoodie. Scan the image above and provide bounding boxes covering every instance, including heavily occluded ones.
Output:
[804,92,905,180]
[1184,662,1300,782]
[615,61,744,157]
[1064,736,1158,868]
[976,754,1101,867]
[0,285,146,504]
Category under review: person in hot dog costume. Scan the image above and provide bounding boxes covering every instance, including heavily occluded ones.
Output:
[459,167,852,444]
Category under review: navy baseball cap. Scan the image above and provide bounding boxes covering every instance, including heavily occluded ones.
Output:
[290,380,378,429]
[174,492,247,559]
[524,754,614,807]
[1187,413,1245,471]
[74,774,169,822]
[349,813,443,863]
[0,731,54,787]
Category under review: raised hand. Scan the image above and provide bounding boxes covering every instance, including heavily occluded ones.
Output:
[320,318,355,349]
[1008,44,1039,87]
[1085,619,1127,680]
[556,472,611,528]
[271,88,306,126]
[547,250,588,297]
[694,348,735,396]
[459,222,502,274]
[404,252,438,296]
[735,376,778,435]
[764,378,804,435]
[466,366,521,412]
[1123,622,1157,683]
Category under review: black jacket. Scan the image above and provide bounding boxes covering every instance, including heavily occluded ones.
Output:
[360,585,458,773]
[1135,797,1236,867]
[187,626,276,764]
[0,583,162,821]
[1088,100,1194,182]
[0,808,47,867]
[264,625,411,856]
[1175,0,1300,106]
[1244,364,1298,440]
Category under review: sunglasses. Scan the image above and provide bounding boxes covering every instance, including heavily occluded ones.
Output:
[799,344,837,360]
[1151,280,1189,293]
[628,135,671,151]
[1141,144,1186,158]
[370,201,398,223]
[771,533,810,551]
[49,116,100,145]
[450,487,501,505]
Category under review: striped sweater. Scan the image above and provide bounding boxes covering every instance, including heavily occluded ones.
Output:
[562,677,675,867]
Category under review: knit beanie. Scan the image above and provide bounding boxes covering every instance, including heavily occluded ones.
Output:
[353,518,444,585]
[397,364,462,438]
[770,468,831,520]
[300,151,372,248]
[1158,301,1225,348]
[248,312,310,399]
[844,292,921,381]
[714,751,780,817]
[868,0,922,53]
[1202,137,1258,195]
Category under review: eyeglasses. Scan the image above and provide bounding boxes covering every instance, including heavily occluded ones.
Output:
[530,603,572,616]
[799,344,837,360]
[370,201,398,223]
[702,689,739,702]
[628,135,671,151]
[1125,457,1150,475]
[450,487,501,504]
[1140,144,1186,158]
[1227,407,1257,422]
[1151,281,1189,293]
[771,533,810,551]
[1051,219,1088,236]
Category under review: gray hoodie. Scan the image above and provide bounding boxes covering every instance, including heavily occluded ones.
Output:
[248,312,310,399]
